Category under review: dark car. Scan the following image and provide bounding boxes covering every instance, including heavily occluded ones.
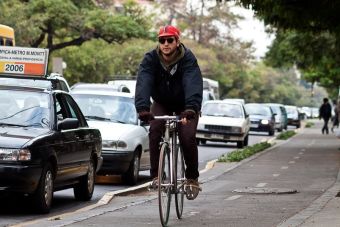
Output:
[0,78,102,213]
[245,103,276,136]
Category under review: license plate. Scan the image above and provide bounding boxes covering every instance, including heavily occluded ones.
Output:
[250,124,258,128]
[211,134,223,139]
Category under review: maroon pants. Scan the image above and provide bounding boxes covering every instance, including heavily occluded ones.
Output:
[149,102,199,180]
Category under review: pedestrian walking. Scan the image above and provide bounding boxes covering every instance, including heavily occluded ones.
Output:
[319,97,332,134]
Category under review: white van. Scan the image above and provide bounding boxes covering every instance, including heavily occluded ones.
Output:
[108,80,136,94]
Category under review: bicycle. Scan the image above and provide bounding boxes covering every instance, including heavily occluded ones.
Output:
[153,115,186,227]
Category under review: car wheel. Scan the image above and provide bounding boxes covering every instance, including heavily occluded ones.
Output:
[269,128,275,136]
[32,163,54,214]
[237,140,244,148]
[244,134,249,146]
[122,151,140,186]
[74,158,95,201]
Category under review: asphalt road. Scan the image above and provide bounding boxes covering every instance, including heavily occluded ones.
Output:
[0,131,274,227]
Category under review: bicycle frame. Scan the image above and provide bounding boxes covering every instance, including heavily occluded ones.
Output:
[154,115,185,226]
[154,115,178,188]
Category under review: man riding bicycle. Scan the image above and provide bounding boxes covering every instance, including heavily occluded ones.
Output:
[135,25,203,200]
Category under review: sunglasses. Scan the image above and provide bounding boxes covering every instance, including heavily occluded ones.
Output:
[159,37,175,44]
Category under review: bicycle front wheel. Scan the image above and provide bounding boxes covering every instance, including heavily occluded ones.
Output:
[158,143,171,226]
[175,144,185,219]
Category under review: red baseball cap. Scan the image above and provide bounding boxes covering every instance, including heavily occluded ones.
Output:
[158,25,180,38]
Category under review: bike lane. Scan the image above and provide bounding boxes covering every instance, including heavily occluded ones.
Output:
[14,121,340,227]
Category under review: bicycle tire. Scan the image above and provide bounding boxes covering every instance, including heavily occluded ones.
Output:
[158,142,171,226]
[175,144,185,219]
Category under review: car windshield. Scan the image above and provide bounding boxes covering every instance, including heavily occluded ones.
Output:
[245,104,272,116]
[202,103,243,118]
[72,94,137,125]
[0,89,50,128]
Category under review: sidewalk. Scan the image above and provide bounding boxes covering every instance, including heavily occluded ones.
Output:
[15,120,340,227]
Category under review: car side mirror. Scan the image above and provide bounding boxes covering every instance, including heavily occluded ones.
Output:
[58,118,79,130]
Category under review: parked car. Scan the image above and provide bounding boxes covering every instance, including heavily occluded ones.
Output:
[245,103,276,136]
[223,98,245,105]
[301,106,312,119]
[285,105,301,128]
[196,100,250,148]
[71,83,130,93]
[0,77,102,213]
[71,89,150,185]
[265,103,288,131]
[0,72,71,92]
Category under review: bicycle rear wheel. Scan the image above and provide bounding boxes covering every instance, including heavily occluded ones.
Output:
[158,143,171,227]
[175,144,185,219]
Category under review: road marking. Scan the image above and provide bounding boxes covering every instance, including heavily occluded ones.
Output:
[289,161,296,164]
[256,183,267,187]
[281,166,289,169]
[273,174,280,177]
[225,195,243,201]
[308,140,315,147]
[294,156,300,159]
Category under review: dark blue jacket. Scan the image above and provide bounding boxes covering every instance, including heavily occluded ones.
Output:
[135,44,203,113]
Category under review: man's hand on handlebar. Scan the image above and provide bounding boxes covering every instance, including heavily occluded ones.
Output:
[180,109,196,125]
[138,111,154,123]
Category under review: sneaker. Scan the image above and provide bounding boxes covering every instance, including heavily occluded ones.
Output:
[185,179,202,200]
[148,177,158,191]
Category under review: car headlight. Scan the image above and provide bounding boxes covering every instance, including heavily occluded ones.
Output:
[261,119,269,125]
[0,149,31,161]
[102,140,127,149]
[231,127,241,133]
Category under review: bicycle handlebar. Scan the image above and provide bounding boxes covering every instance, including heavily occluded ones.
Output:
[153,115,179,120]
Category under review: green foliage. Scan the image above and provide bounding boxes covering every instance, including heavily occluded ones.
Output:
[0,0,151,52]
[305,122,314,128]
[265,29,340,97]
[218,142,271,162]
[55,38,155,85]
[109,39,156,76]
[231,0,340,34]
[276,130,296,140]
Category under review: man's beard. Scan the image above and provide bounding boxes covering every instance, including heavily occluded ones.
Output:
[162,48,177,57]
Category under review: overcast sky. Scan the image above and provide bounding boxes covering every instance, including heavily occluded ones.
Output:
[230,5,275,59]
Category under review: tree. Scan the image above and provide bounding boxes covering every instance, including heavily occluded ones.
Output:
[265,29,340,97]
[226,0,340,34]
[0,0,151,53]
[225,0,340,97]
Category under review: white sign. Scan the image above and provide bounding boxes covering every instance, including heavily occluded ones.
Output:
[0,46,49,76]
